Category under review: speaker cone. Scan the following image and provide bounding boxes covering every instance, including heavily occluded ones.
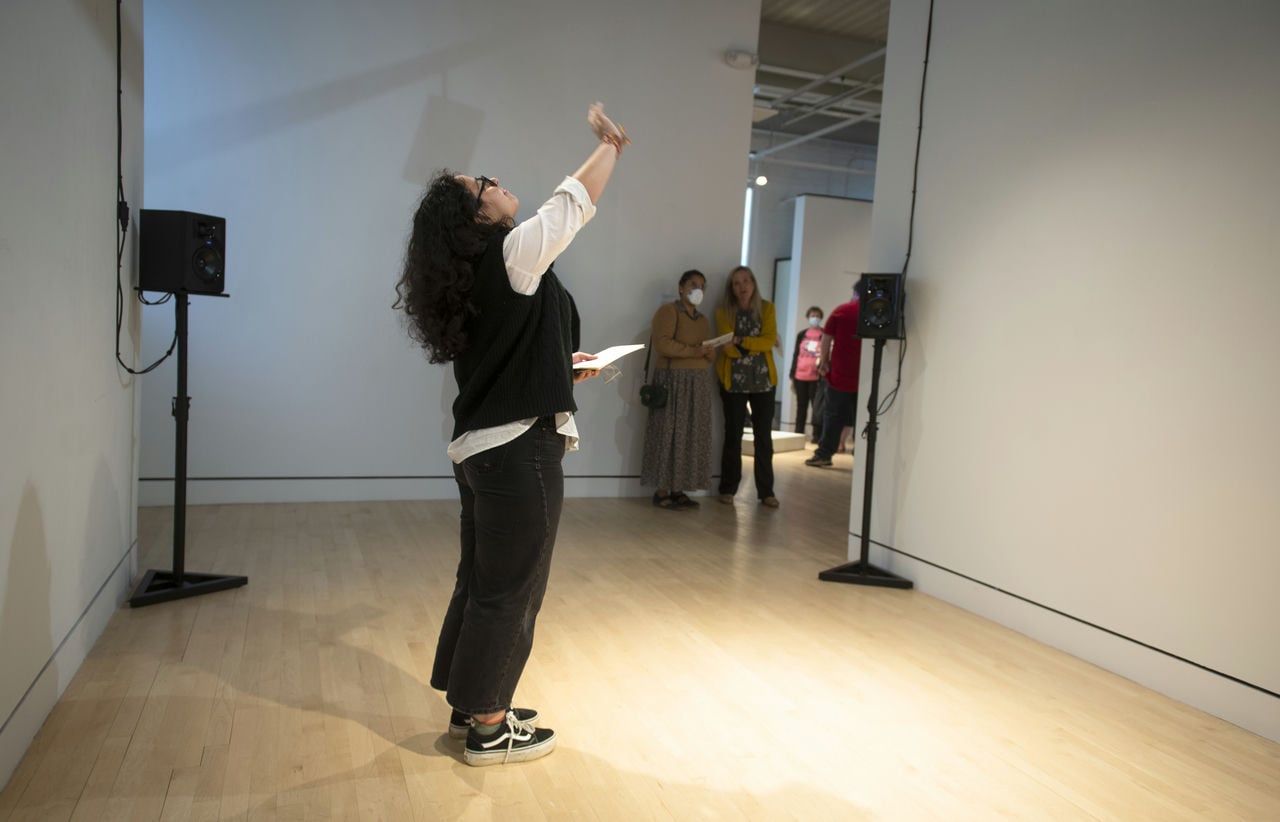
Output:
[192,244,223,283]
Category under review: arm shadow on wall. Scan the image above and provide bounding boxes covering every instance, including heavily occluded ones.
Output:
[0,484,55,777]
[146,44,483,162]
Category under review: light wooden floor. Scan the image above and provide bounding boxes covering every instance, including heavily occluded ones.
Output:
[2,447,1278,820]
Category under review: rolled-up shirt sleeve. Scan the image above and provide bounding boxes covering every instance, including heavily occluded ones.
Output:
[502,176,597,296]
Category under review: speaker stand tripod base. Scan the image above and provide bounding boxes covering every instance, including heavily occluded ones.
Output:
[819,560,913,589]
[129,569,248,607]
[820,336,914,591]
[130,290,247,608]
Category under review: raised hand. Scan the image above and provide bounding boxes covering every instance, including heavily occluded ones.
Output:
[588,102,629,150]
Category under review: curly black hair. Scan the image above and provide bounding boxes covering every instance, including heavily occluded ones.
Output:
[394,169,512,363]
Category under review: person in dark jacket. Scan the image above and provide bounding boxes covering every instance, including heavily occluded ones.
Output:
[395,103,627,766]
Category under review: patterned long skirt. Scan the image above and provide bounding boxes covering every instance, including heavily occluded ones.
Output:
[640,367,715,491]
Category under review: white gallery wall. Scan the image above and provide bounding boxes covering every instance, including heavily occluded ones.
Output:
[855,0,1280,739]
[0,0,144,787]
[139,0,761,505]
[777,196,874,430]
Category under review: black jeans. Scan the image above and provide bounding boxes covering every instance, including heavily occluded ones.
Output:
[431,417,565,715]
[815,387,858,460]
[720,388,775,499]
[793,379,820,436]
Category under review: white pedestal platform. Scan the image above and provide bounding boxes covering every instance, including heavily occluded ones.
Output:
[742,429,808,455]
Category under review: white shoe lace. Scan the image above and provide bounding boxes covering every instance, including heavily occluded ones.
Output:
[502,709,537,764]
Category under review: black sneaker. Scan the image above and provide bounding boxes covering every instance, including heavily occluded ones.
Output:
[449,706,540,739]
[805,455,833,467]
[465,710,556,766]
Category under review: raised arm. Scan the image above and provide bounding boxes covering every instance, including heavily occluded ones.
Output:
[503,103,628,294]
[574,102,627,204]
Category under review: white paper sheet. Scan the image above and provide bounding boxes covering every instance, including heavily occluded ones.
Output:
[572,343,646,370]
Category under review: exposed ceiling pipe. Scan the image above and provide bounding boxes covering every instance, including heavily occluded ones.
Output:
[757,157,876,176]
[766,48,887,109]
[755,86,881,119]
[782,82,883,127]
[758,63,869,90]
[750,112,880,159]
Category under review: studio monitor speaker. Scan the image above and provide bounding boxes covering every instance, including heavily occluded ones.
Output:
[857,273,905,340]
[139,210,226,295]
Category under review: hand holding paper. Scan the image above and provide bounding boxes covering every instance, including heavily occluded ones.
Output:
[572,343,646,370]
[702,332,734,348]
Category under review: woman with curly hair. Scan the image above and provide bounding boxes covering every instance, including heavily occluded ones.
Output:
[395,103,627,766]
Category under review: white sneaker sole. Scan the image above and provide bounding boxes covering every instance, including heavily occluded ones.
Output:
[464,733,556,766]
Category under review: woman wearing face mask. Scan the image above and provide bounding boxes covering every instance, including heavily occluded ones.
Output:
[641,269,717,509]
[790,306,825,443]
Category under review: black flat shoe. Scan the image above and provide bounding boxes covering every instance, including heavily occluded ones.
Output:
[652,492,680,509]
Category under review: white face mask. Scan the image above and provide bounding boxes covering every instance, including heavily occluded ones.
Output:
[686,288,704,306]
[808,316,821,328]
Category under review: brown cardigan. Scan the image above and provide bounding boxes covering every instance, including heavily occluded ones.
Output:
[650,302,712,370]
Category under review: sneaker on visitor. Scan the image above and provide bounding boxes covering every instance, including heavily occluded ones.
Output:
[465,710,557,766]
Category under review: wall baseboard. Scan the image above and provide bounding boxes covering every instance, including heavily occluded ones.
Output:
[137,476,653,506]
[860,537,1280,744]
[0,540,138,792]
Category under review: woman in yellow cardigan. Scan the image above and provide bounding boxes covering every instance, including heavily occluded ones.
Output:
[714,265,779,508]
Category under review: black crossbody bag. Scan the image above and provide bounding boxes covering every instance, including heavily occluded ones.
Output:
[640,302,688,409]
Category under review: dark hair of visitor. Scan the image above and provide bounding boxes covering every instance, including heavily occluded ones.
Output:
[394,169,513,363]
[679,269,705,288]
[807,305,824,318]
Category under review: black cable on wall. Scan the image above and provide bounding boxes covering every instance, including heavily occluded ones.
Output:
[115,0,176,376]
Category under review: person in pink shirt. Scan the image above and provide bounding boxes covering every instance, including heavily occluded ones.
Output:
[789,306,825,442]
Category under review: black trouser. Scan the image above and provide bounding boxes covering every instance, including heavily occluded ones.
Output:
[811,379,827,442]
[815,387,857,460]
[431,417,564,715]
[719,388,776,499]
[793,379,820,437]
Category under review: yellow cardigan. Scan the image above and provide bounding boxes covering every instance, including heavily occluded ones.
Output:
[714,300,778,391]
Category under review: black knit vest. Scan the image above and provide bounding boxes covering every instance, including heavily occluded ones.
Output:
[451,236,580,439]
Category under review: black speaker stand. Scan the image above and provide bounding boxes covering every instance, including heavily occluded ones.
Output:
[130,290,247,607]
[819,337,914,590]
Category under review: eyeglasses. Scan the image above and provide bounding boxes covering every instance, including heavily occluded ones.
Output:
[474,175,495,208]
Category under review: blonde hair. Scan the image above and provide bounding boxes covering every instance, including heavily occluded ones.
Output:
[721,265,763,320]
